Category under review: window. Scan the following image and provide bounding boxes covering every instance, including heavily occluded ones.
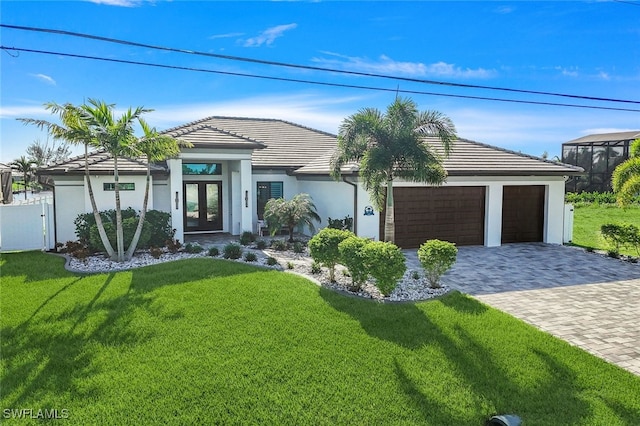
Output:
[182,163,222,175]
[103,182,135,191]
[256,182,283,219]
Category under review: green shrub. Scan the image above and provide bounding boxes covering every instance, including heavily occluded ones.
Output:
[184,243,203,254]
[418,239,458,288]
[271,239,288,252]
[266,256,278,266]
[144,210,174,247]
[362,241,406,296]
[255,240,267,250]
[308,228,353,282]
[239,231,256,246]
[223,243,243,260]
[337,235,370,290]
[601,223,640,255]
[244,252,257,262]
[292,241,305,254]
[310,261,321,274]
[77,207,169,252]
[565,191,640,205]
[287,261,295,270]
[208,247,220,257]
[411,270,420,280]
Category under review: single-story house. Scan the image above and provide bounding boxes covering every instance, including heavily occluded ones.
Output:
[41,116,583,248]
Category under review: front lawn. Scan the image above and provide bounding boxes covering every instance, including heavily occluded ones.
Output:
[1,252,639,425]
[572,204,640,256]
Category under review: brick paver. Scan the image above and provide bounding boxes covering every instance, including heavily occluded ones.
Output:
[405,243,640,376]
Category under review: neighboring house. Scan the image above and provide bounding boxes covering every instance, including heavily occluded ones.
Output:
[562,130,640,193]
[40,116,582,249]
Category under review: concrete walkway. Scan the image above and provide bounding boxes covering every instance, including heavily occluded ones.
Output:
[406,243,640,376]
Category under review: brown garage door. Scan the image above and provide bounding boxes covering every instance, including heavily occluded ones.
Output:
[380,186,486,248]
[501,185,545,243]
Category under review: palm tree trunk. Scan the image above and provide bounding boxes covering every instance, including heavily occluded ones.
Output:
[384,179,395,243]
[23,173,28,200]
[125,163,150,260]
[84,143,116,259]
[113,156,125,262]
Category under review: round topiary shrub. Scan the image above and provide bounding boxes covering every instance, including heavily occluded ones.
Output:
[223,243,243,260]
[308,228,353,282]
[361,241,406,296]
[337,235,370,290]
[417,239,458,288]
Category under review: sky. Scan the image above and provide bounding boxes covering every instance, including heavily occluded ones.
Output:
[1,0,639,164]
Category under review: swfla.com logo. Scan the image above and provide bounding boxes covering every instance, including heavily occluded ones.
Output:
[2,408,69,419]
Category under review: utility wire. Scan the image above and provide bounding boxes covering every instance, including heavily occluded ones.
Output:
[2,23,639,106]
[3,45,640,113]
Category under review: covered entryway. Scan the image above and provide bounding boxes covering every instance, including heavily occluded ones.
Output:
[183,181,222,232]
[381,186,485,248]
[501,185,545,243]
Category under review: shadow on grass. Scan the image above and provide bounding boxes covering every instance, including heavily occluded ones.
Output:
[1,254,274,408]
[0,251,72,282]
[321,288,596,424]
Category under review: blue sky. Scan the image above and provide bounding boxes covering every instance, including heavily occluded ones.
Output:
[1,0,639,163]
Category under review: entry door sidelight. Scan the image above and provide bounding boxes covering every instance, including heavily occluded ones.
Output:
[184,182,222,231]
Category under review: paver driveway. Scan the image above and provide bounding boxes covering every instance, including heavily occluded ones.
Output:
[405,243,640,376]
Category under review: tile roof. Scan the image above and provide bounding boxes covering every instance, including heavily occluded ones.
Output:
[39,116,583,177]
[295,137,584,176]
[39,151,168,176]
[163,124,266,150]
[564,131,640,144]
[162,116,338,169]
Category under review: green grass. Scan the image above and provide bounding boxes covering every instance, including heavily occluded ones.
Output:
[573,204,640,256]
[2,252,639,425]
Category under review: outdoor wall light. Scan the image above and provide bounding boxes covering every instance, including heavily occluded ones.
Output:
[245,190,248,208]
[175,191,179,210]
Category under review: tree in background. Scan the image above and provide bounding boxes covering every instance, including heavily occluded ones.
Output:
[612,138,640,206]
[11,156,36,200]
[331,97,457,243]
[26,137,71,167]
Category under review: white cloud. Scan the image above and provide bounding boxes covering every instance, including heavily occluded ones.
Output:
[494,6,515,14]
[209,32,245,40]
[0,104,50,119]
[312,52,496,79]
[87,0,145,6]
[147,93,369,134]
[243,23,298,47]
[30,74,56,86]
[598,71,611,81]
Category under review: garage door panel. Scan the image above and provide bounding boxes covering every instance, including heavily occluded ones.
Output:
[502,185,544,243]
[381,186,485,248]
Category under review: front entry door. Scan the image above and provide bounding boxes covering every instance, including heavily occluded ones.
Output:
[184,182,222,231]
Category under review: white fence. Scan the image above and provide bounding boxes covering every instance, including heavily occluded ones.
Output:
[0,199,55,252]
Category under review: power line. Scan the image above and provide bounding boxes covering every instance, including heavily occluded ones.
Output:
[2,23,640,106]
[3,45,640,113]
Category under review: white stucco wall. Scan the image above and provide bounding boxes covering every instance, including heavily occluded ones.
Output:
[152,178,171,213]
[84,175,150,213]
[297,177,355,233]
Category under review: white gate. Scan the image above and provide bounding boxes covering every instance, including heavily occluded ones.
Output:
[0,200,55,252]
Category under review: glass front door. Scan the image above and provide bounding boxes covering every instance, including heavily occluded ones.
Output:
[184,181,222,231]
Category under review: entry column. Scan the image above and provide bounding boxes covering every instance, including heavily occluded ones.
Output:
[240,159,253,233]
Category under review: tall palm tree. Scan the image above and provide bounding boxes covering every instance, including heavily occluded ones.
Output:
[123,118,189,260]
[612,138,640,206]
[331,97,457,243]
[11,156,36,200]
[19,99,150,261]
[19,101,117,259]
[79,100,151,261]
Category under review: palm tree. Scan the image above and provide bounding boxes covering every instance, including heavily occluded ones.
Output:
[331,97,457,243]
[11,156,36,200]
[19,100,150,261]
[123,118,189,260]
[612,138,640,206]
[263,193,321,242]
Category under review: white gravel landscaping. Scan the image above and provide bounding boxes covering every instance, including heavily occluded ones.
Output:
[63,241,451,302]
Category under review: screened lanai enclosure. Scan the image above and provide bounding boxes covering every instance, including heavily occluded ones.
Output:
[562,131,640,193]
